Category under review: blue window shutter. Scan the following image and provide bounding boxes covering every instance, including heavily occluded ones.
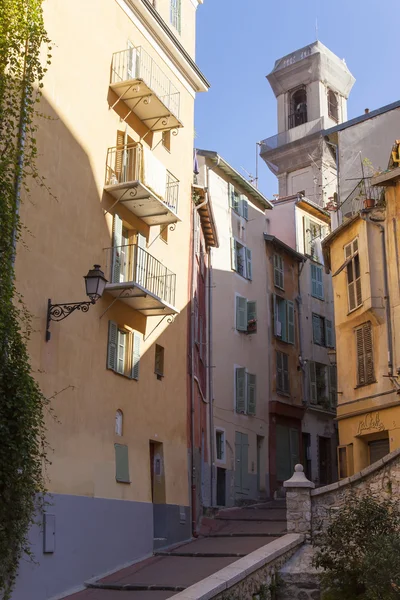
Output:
[287,301,295,345]
[246,248,252,280]
[115,444,130,483]
[112,214,123,283]
[247,373,256,416]
[325,319,334,347]
[276,351,283,391]
[231,238,237,271]
[312,314,321,344]
[240,195,249,220]
[316,265,324,299]
[107,321,118,371]
[309,361,317,404]
[235,367,246,413]
[236,296,247,332]
[283,352,289,393]
[311,264,318,297]
[131,332,141,380]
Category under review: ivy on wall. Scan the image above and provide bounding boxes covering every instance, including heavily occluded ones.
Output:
[0,1,51,597]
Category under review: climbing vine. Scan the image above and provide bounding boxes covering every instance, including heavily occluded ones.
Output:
[0,1,51,597]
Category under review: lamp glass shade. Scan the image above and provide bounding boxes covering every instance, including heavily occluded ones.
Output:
[84,265,108,302]
[327,349,337,366]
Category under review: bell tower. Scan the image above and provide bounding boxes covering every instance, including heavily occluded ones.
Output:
[260,41,355,206]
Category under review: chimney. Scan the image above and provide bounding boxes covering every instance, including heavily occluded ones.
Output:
[365,108,370,114]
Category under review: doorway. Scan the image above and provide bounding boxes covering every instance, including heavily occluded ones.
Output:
[318,436,332,485]
[149,441,165,504]
[216,467,226,506]
[234,432,249,495]
[302,433,311,480]
[256,436,264,494]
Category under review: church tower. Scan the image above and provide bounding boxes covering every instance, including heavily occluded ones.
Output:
[260,41,355,206]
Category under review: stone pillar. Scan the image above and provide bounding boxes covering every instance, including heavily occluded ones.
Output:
[284,464,315,541]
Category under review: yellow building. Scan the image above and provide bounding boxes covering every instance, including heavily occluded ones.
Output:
[13,2,208,599]
[323,144,400,478]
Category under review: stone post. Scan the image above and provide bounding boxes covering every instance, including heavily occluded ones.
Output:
[284,464,315,541]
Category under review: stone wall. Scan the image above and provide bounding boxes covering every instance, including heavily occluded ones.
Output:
[311,447,400,536]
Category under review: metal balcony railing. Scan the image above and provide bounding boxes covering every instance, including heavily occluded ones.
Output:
[105,143,179,214]
[111,46,180,119]
[340,178,385,219]
[105,243,176,307]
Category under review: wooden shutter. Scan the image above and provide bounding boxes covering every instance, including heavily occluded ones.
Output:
[235,367,246,413]
[364,322,374,384]
[131,332,141,380]
[115,444,130,483]
[311,264,318,297]
[283,352,289,393]
[111,214,123,283]
[348,280,356,311]
[356,276,362,307]
[356,326,366,385]
[117,329,126,375]
[325,319,333,347]
[344,242,352,259]
[276,425,291,482]
[240,195,248,220]
[274,254,284,289]
[287,301,295,344]
[312,314,321,344]
[231,238,237,271]
[309,361,317,404]
[276,351,283,391]
[115,130,125,177]
[246,248,252,280]
[236,296,247,331]
[247,373,256,416]
[328,365,337,408]
[107,321,118,371]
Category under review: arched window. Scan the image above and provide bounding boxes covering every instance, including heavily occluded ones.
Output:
[328,90,339,121]
[289,87,307,129]
[115,410,123,436]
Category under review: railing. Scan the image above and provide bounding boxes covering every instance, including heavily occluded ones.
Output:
[288,109,307,130]
[105,143,179,214]
[111,46,180,119]
[105,243,176,307]
[340,178,386,219]
[260,117,324,152]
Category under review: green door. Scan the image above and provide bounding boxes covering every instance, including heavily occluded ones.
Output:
[235,432,249,494]
[276,425,300,483]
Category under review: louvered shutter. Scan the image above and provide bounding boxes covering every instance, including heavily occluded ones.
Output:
[356,327,366,385]
[236,296,247,331]
[231,238,237,271]
[356,277,362,307]
[309,361,317,404]
[194,296,199,343]
[287,301,295,344]
[274,254,284,289]
[311,264,318,297]
[348,280,356,311]
[325,319,334,347]
[364,322,374,384]
[235,367,246,413]
[115,131,125,180]
[312,314,321,344]
[247,373,256,416]
[344,242,352,259]
[276,351,283,391]
[115,444,130,483]
[107,321,118,371]
[316,265,324,298]
[117,330,126,375]
[111,214,123,283]
[328,365,337,408]
[240,195,249,220]
[283,352,289,393]
[131,332,141,380]
[246,248,252,280]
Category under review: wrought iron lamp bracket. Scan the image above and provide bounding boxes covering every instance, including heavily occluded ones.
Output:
[46,298,95,342]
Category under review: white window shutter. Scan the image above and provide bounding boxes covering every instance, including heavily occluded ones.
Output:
[287,301,295,344]
[247,373,256,416]
[364,322,374,384]
[228,182,235,208]
[236,296,247,332]
[231,238,237,271]
[131,332,141,380]
[112,214,123,283]
[246,248,252,280]
[117,330,126,375]
[107,321,118,371]
[235,367,246,413]
[309,361,317,404]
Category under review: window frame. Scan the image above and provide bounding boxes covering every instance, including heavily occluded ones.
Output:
[215,429,226,462]
[107,321,141,380]
[274,295,295,345]
[231,237,252,280]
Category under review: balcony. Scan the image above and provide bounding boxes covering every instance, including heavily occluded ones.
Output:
[104,143,180,226]
[340,178,386,221]
[110,46,182,132]
[260,118,324,153]
[104,243,177,316]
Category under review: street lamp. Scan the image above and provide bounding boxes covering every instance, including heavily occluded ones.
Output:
[46,265,107,342]
[327,349,337,366]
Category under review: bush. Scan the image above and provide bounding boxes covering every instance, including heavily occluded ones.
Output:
[313,494,400,599]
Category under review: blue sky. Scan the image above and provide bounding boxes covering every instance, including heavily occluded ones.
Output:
[195,0,399,197]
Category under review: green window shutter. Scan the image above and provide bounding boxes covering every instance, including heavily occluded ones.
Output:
[283,352,289,393]
[112,214,123,283]
[325,319,334,348]
[312,314,321,344]
[247,373,256,416]
[231,238,237,271]
[131,332,141,380]
[240,195,249,220]
[316,265,324,299]
[276,425,291,482]
[328,365,337,408]
[236,296,247,331]
[246,248,252,280]
[107,321,118,371]
[115,444,130,483]
[356,326,365,385]
[311,264,318,297]
[287,300,295,344]
[235,367,246,413]
[117,329,127,375]
[276,351,284,392]
[309,361,317,404]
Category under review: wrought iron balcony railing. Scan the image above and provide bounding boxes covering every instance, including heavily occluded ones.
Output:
[288,109,307,130]
[104,243,176,314]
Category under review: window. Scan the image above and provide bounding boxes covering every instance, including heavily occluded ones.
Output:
[115,410,123,436]
[155,344,164,378]
[235,296,257,334]
[216,430,225,461]
[328,89,339,121]
[345,239,362,312]
[115,444,130,483]
[273,295,295,344]
[303,216,326,260]
[235,368,256,416]
[273,254,284,289]
[107,321,141,380]
[312,314,333,347]
[311,263,324,300]
[276,351,289,394]
[309,362,336,409]
[160,225,168,243]
[231,238,252,280]
[170,0,181,33]
[162,130,171,152]
[289,87,307,129]
[228,183,248,219]
[355,322,375,386]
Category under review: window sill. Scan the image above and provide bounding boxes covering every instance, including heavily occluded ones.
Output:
[155,372,164,380]
[274,284,285,291]
[109,368,138,382]
[277,390,290,397]
[232,269,251,282]
[116,479,131,484]
[354,381,377,389]
[311,294,325,301]
[275,336,294,346]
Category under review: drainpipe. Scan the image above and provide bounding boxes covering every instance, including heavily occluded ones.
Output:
[296,260,307,405]
[360,214,393,376]
[207,246,215,506]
